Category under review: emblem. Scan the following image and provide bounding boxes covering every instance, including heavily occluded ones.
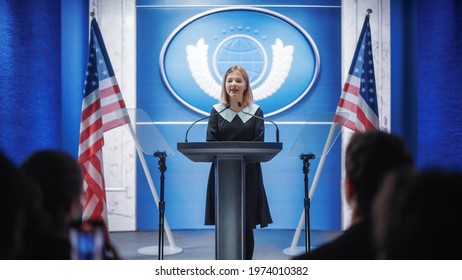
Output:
[160,7,320,116]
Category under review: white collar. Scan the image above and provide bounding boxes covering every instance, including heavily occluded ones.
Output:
[213,103,260,123]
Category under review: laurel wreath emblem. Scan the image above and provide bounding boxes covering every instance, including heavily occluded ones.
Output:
[186,38,294,101]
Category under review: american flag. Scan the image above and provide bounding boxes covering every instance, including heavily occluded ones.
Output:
[334,14,379,132]
[78,18,130,231]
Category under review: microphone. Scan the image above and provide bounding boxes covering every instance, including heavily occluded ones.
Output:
[184,105,230,142]
[237,102,279,143]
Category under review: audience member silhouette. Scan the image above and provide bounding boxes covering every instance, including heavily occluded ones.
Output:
[21,150,83,259]
[0,150,49,259]
[0,151,28,259]
[293,130,413,259]
[374,169,462,259]
[21,149,121,260]
[21,175,51,259]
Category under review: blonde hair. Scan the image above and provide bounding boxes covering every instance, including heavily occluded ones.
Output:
[220,65,254,107]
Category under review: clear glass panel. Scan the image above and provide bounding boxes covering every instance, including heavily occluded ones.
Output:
[117,108,174,156]
[289,112,348,158]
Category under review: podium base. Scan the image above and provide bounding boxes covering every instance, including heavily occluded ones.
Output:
[137,245,183,256]
[283,246,308,256]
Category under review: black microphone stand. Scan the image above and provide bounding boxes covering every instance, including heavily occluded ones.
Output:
[184,106,230,142]
[154,151,167,260]
[300,153,315,252]
[237,102,279,142]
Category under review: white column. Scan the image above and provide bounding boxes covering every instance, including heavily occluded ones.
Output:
[341,0,390,229]
[90,0,137,231]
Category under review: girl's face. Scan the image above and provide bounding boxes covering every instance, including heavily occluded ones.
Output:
[225,70,246,101]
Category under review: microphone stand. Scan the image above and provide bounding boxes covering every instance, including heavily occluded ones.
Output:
[237,102,279,142]
[184,106,230,142]
[300,153,315,252]
[154,151,167,260]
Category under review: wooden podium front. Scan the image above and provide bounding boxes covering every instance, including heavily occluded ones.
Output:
[177,141,282,260]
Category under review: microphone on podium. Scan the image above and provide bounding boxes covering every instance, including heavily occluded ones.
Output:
[184,105,230,142]
[237,102,279,143]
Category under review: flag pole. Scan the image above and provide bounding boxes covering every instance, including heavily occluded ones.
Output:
[284,8,377,256]
[309,124,337,199]
[125,121,183,256]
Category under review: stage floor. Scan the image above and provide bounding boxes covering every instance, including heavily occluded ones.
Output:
[109,229,341,260]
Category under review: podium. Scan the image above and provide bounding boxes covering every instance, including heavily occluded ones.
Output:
[177,141,282,260]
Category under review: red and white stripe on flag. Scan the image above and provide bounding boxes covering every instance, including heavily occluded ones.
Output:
[78,86,108,225]
[334,74,380,132]
[100,76,130,132]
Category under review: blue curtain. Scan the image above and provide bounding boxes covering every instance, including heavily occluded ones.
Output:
[417,0,462,171]
[0,0,87,164]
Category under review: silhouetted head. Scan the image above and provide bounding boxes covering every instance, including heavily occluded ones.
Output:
[345,130,413,220]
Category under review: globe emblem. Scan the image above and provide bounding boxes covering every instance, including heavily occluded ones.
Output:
[213,35,268,86]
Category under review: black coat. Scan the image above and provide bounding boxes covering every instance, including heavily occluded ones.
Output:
[292,221,376,260]
[204,104,272,229]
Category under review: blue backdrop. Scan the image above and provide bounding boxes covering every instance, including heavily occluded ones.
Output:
[416,0,462,171]
[0,0,87,164]
[0,0,62,164]
[136,0,342,230]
